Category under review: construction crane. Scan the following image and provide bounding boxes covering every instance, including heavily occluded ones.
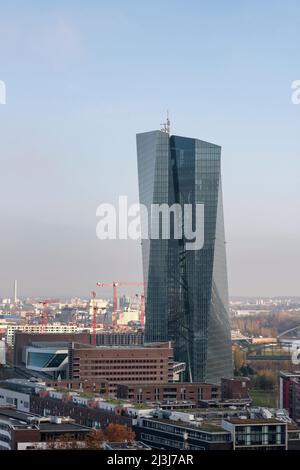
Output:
[140,293,145,328]
[38,299,59,329]
[135,293,145,328]
[91,291,97,346]
[96,282,118,328]
[96,282,145,328]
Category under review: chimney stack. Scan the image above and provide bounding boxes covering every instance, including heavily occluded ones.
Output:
[13,279,18,304]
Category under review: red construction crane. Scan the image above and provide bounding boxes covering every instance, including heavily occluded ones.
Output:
[91,291,97,346]
[135,293,145,328]
[96,282,145,328]
[140,293,145,328]
[96,282,118,328]
[38,299,60,329]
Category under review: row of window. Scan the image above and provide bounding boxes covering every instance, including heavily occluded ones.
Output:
[142,420,230,442]
[140,432,204,450]
[0,423,10,432]
[77,372,166,377]
[73,375,162,381]
[0,433,11,444]
[76,366,164,370]
[73,358,165,365]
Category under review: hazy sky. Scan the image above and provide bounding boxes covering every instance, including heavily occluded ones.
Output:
[0,0,300,298]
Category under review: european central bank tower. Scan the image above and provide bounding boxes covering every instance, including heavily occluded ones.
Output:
[137,129,232,384]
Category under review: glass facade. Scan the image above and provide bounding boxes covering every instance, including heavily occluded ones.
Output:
[137,130,232,383]
[234,424,286,448]
[27,351,67,369]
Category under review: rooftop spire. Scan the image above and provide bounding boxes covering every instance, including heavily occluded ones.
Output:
[160,110,171,135]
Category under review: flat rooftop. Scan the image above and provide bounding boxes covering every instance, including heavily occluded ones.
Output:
[0,379,46,393]
[38,422,90,432]
[0,408,39,428]
[105,442,151,450]
[146,417,228,434]
[0,408,90,431]
[72,342,171,350]
[280,370,300,378]
[30,341,69,348]
[225,418,285,425]
[118,382,215,386]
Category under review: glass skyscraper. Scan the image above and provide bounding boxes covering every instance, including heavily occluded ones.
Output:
[136,130,232,384]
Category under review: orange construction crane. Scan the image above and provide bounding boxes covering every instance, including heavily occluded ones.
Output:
[96,282,145,328]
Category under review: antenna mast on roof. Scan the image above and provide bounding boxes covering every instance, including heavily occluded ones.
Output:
[160,110,171,135]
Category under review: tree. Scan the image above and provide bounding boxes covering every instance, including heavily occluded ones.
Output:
[103,423,135,443]
[233,345,246,373]
[49,423,136,450]
[84,429,105,449]
[240,364,254,376]
[83,424,135,449]
[47,433,82,450]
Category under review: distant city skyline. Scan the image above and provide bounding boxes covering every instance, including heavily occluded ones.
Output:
[0,1,299,298]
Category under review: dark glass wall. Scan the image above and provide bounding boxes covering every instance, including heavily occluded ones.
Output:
[136,131,232,383]
[136,131,170,342]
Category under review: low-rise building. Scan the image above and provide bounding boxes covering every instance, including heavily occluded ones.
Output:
[117,382,220,405]
[134,415,232,450]
[13,332,180,394]
[2,377,300,450]
[221,377,251,400]
[279,370,300,426]
[45,378,109,394]
[8,325,83,347]
[13,331,91,365]
[222,418,288,450]
[30,393,133,429]
[68,341,177,394]
[0,407,90,450]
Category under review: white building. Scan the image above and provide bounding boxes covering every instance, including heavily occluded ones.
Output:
[0,387,31,412]
[5,324,80,346]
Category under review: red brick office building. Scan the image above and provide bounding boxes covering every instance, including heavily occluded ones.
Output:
[117,382,220,404]
[68,341,174,394]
